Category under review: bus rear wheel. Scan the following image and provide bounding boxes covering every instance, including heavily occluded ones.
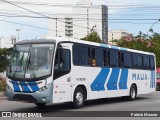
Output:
[73,87,85,109]
[128,85,137,101]
[35,103,46,108]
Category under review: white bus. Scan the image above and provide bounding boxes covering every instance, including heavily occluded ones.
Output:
[6,37,156,108]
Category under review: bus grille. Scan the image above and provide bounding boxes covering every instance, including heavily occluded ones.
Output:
[13,94,37,103]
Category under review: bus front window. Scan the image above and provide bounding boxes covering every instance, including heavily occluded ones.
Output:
[7,44,55,79]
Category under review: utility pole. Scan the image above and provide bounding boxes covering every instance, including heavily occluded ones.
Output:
[16,29,20,41]
[112,33,113,44]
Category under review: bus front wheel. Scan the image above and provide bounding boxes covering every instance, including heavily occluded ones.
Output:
[73,87,85,108]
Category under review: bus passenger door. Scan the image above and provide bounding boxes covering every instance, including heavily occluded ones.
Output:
[53,48,72,103]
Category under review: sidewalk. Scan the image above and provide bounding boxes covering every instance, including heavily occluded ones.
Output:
[0,92,7,100]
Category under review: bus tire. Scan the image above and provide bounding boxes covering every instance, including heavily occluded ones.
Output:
[73,87,85,109]
[35,103,46,108]
[128,85,137,101]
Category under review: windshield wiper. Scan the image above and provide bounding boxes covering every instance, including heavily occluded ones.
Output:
[24,45,37,78]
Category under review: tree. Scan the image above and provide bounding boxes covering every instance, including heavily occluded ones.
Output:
[81,31,104,43]
[0,48,11,72]
[116,32,160,67]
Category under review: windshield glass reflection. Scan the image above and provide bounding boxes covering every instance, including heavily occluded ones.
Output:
[8,44,54,79]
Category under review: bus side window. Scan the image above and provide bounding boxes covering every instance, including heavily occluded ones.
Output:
[137,55,143,69]
[104,50,107,66]
[150,56,155,70]
[95,49,104,67]
[109,50,118,67]
[133,54,138,68]
[123,52,132,68]
[91,48,104,67]
[118,52,121,67]
[54,49,71,80]
[143,56,150,69]
[61,50,71,70]
[121,52,124,67]
[107,50,110,67]
[91,48,96,67]
[73,45,89,66]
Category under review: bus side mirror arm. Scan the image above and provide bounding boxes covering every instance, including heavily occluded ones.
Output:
[58,44,66,63]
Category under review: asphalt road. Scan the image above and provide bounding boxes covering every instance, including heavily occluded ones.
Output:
[0,91,160,119]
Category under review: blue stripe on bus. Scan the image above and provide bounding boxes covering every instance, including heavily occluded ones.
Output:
[111,46,119,50]
[19,82,31,93]
[28,82,39,92]
[11,81,21,92]
[107,68,120,90]
[100,44,127,51]
[90,68,110,91]
[119,69,128,89]
[100,44,110,48]
[120,47,127,51]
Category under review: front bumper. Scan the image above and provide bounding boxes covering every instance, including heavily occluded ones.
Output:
[6,83,53,103]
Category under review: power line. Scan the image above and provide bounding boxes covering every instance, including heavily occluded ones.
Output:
[1,1,102,8]
[0,11,158,21]
[0,19,87,36]
[0,19,141,36]
[109,18,158,20]
[109,21,160,24]
[0,0,95,30]
[5,1,160,9]
[1,9,160,16]
[0,14,158,24]
[1,11,159,18]
[0,19,56,31]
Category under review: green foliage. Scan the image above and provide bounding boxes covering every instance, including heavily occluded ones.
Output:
[0,48,11,72]
[81,32,104,43]
[117,32,160,67]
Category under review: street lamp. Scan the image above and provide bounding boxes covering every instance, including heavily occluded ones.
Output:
[147,19,160,36]
[16,29,20,41]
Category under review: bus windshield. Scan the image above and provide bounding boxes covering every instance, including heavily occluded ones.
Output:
[7,43,55,79]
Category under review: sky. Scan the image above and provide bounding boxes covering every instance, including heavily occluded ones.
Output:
[0,0,160,40]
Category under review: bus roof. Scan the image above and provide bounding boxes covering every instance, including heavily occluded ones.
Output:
[15,37,155,56]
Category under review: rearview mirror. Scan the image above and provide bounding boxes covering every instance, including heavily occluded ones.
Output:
[58,45,66,63]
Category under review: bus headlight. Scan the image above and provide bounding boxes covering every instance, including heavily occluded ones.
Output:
[7,85,13,91]
[38,85,49,92]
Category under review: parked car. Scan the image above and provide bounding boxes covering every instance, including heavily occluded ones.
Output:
[156,68,160,90]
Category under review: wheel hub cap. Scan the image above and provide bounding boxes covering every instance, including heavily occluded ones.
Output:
[76,92,83,105]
